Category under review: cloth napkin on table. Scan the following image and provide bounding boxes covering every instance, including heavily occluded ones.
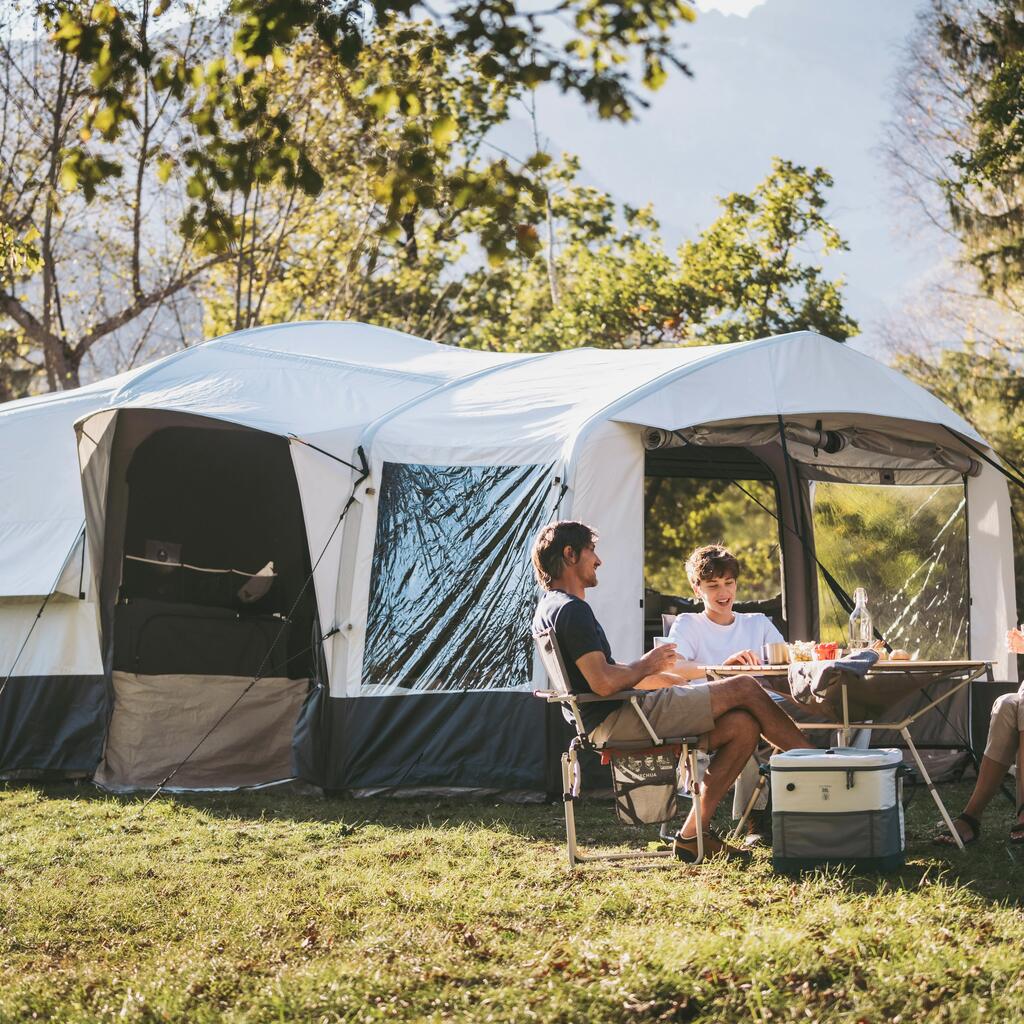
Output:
[788,649,880,709]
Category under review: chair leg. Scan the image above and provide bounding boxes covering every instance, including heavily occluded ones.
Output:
[732,770,768,840]
[685,744,704,864]
[562,749,579,867]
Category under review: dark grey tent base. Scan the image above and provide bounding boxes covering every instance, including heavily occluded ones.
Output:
[0,674,106,777]
[0,675,1012,791]
[304,691,560,793]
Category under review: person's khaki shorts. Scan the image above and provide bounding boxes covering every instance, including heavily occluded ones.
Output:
[983,686,1024,766]
[590,683,715,747]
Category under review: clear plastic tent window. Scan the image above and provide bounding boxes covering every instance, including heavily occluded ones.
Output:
[363,462,556,691]
[812,483,969,659]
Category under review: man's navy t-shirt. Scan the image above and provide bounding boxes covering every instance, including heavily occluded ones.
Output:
[533,590,618,732]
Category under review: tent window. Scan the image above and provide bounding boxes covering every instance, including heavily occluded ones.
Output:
[363,461,554,691]
[811,482,969,658]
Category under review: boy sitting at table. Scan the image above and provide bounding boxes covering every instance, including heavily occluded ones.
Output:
[667,543,788,839]
[667,544,784,668]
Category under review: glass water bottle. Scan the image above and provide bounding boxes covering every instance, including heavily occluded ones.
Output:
[849,587,872,650]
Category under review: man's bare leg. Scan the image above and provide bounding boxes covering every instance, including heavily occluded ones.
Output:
[933,753,1016,844]
[707,674,807,752]
[678,709,759,839]
[1018,730,1024,822]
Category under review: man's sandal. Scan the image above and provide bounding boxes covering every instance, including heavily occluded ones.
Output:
[932,812,981,847]
[673,830,752,864]
[1009,805,1024,845]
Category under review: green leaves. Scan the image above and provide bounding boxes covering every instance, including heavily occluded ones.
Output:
[41,0,699,257]
[452,155,856,352]
[929,2,1024,301]
[58,150,122,201]
[0,222,42,282]
[430,115,458,148]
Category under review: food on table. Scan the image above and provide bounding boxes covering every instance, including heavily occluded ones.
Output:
[890,649,911,661]
[814,642,838,660]
[789,641,815,662]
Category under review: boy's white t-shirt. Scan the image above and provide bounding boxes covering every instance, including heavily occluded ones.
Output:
[667,611,784,668]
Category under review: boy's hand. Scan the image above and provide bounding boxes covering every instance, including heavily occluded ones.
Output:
[1007,628,1024,655]
[723,649,761,667]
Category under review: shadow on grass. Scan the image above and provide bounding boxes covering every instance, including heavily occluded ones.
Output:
[7,777,1024,904]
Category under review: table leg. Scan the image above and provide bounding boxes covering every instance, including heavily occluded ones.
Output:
[901,725,964,852]
[841,685,850,747]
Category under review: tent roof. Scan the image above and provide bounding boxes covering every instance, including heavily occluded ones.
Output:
[370,332,984,465]
[0,322,507,596]
[0,323,990,596]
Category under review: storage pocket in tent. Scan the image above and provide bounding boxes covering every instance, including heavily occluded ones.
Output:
[94,416,316,790]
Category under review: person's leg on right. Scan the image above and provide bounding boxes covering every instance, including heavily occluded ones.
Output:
[935,691,1020,846]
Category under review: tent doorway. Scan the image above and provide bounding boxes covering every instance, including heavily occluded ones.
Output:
[643,444,786,648]
[94,416,316,790]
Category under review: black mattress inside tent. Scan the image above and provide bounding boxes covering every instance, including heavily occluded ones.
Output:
[112,425,315,680]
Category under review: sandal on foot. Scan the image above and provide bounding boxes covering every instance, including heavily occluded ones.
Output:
[1010,805,1024,845]
[932,812,980,847]
[673,831,752,864]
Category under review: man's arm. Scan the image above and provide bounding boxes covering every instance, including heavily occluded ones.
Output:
[576,645,704,696]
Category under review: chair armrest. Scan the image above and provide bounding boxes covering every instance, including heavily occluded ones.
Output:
[533,689,654,703]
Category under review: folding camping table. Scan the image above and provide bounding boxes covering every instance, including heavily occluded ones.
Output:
[703,660,994,852]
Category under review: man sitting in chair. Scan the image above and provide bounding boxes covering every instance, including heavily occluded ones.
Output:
[531,520,807,862]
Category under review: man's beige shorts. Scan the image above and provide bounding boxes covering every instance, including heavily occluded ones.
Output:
[589,683,715,747]
[984,685,1024,766]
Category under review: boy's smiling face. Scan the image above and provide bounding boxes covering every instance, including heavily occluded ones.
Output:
[693,573,738,625]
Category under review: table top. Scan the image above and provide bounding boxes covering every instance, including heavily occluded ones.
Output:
[702,659,989,676]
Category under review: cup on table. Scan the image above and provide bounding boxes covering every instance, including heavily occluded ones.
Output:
[761,641,790,665]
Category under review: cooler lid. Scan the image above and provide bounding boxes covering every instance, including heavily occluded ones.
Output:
[770,747,903,770]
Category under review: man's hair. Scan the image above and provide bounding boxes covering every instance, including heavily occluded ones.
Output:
[686,544,741,588]
[531,521,598,590]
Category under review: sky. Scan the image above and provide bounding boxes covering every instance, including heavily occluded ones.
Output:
[498,0,936,353]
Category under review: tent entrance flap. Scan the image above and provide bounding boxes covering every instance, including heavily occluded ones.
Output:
[96,415,316,790]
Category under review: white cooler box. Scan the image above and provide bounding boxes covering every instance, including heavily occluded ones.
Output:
[770,748,906,872]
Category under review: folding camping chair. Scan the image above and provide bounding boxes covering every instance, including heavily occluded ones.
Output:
[533,628,705,867]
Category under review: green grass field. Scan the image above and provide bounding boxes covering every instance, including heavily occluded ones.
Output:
[2,781,1023,1023]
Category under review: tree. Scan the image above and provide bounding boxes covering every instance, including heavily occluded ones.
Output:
[450,157,857,351]
[884,1,1024,309]
[39,0,699,266]
[0,6,231,388]
[199,22,521,341]
[931,1,1024,301]
[0,216,42,399]
[0,11,529,387]
[882,1,1024,625]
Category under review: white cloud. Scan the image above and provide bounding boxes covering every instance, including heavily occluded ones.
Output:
[695,0,769,15]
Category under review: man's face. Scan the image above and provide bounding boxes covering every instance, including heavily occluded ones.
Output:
[693,573,737,616]
[566,542,601,588]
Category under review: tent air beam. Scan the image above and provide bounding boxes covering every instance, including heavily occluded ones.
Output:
[642,423,983,478]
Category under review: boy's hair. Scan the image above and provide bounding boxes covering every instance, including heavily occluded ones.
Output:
[686,544,740,588]
[531,521,598,590]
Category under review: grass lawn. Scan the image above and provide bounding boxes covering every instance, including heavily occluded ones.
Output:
[1,780,1023,1023]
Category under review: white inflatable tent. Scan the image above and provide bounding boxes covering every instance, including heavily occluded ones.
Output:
[0,324,1016,790]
